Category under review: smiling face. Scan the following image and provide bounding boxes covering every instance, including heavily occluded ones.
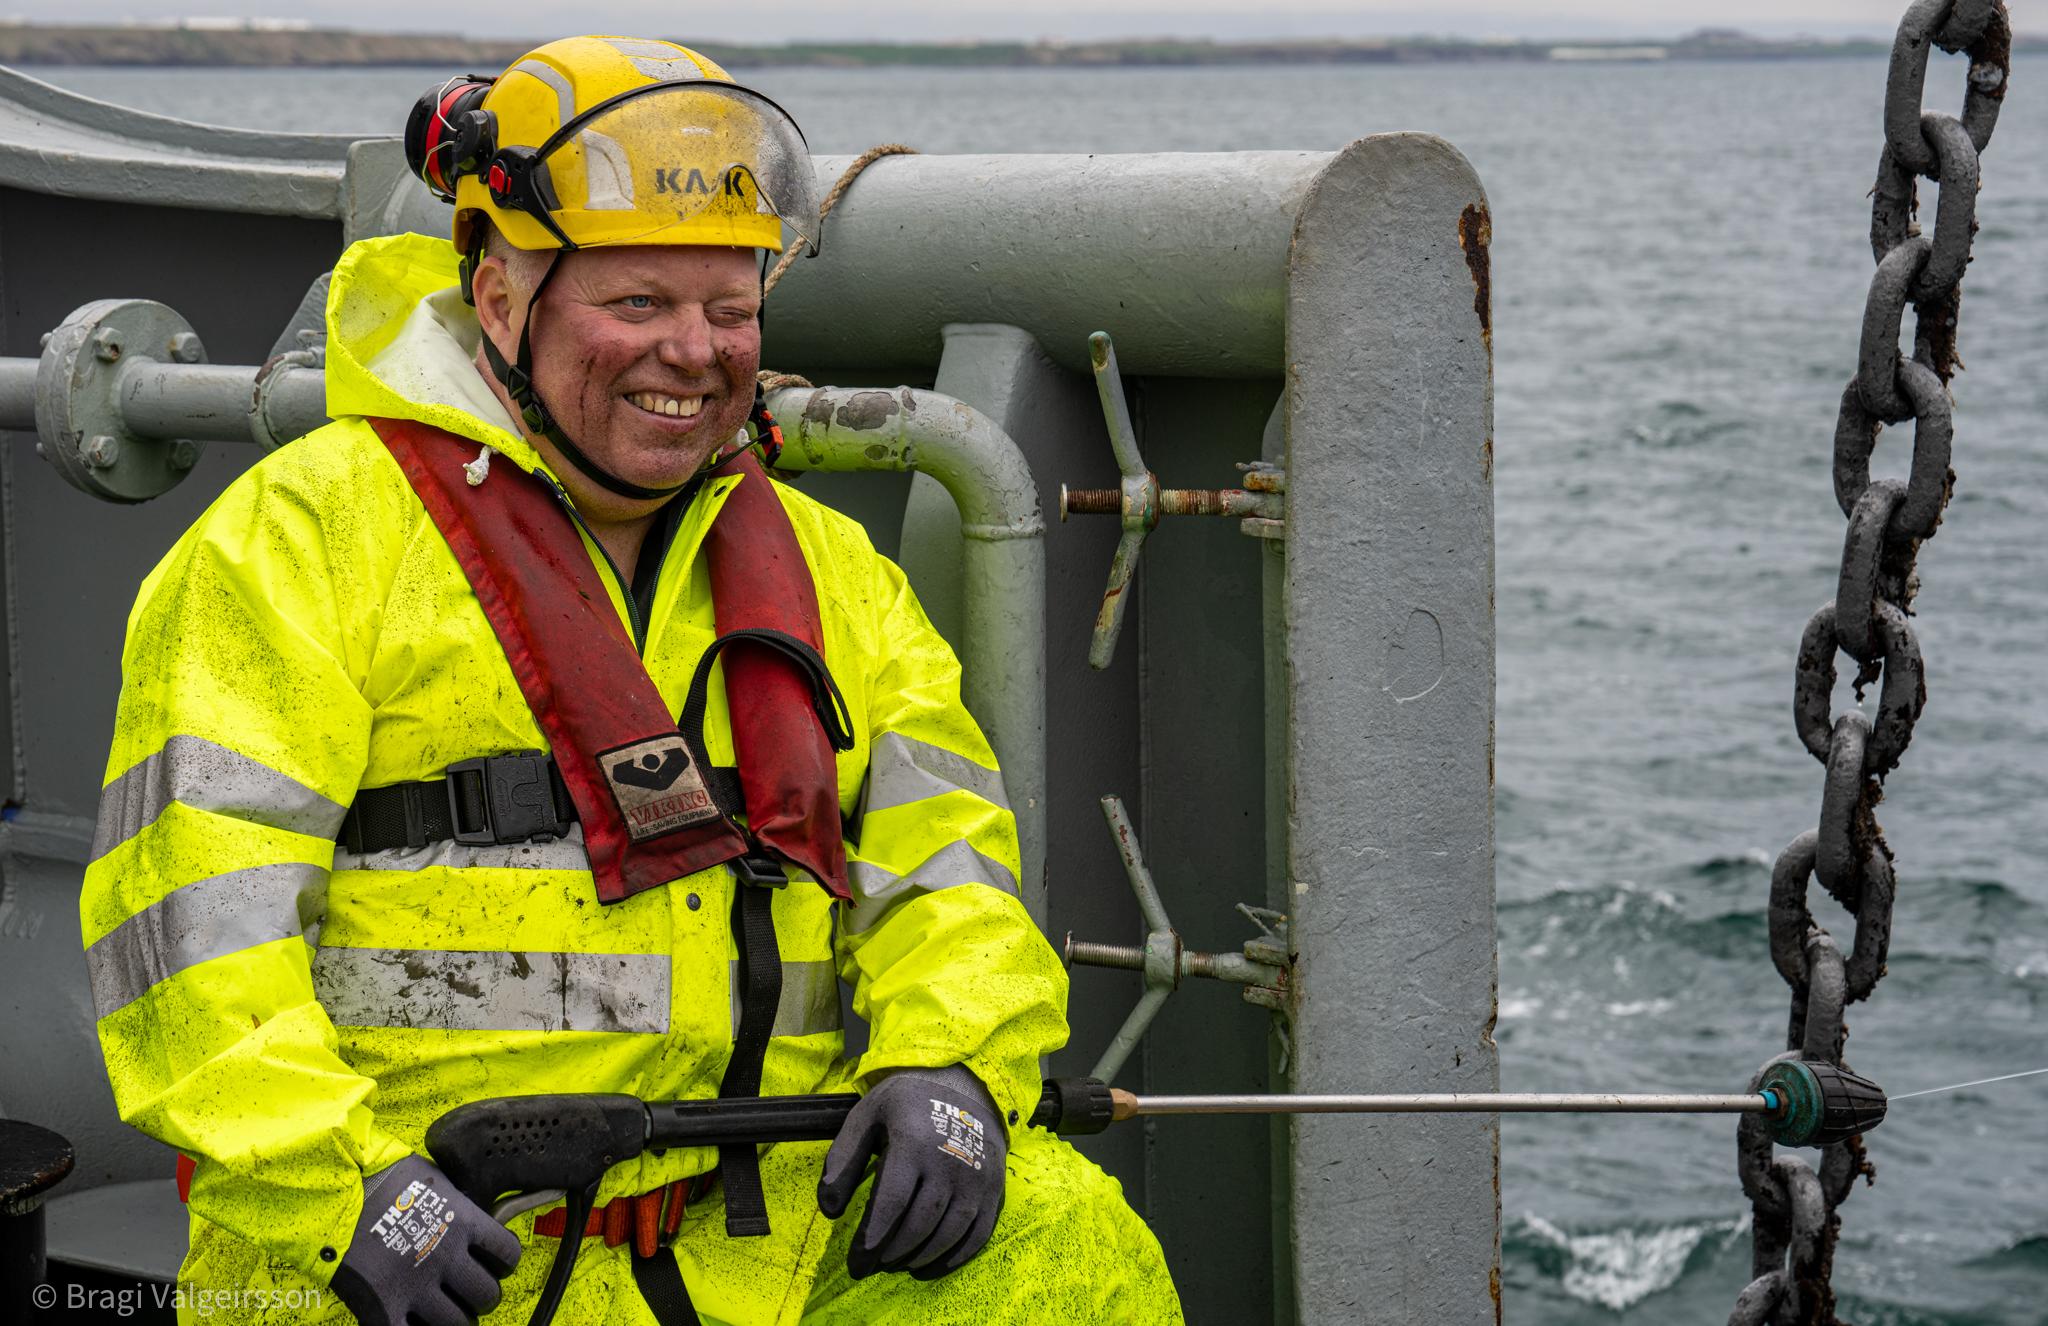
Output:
[474,241,762,519]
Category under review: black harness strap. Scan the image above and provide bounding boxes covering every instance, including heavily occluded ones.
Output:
[678,627,857,767]
[674,628,844,1241]
[716,854,786,1239]
[336,754,743,854]
[629,1246,706,1326]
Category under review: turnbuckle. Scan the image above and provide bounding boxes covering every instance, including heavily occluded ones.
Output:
[1059,330,1285,669]
[1062,794,1289,1082]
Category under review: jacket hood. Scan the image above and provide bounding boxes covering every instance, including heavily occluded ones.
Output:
[325,232,548,475]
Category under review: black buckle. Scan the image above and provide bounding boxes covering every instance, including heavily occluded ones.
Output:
[447,750,573,845]
[731,853,788,888]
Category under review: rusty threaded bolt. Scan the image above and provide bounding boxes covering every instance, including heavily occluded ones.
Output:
[1060,486,1122,519]
[1063,935,1147,971]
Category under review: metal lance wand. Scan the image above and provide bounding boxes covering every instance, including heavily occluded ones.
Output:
[1046,1058,1884,1148]
[425,1061,1885,1326]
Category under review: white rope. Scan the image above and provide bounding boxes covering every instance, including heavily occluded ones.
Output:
[1890,1065,2048,1101]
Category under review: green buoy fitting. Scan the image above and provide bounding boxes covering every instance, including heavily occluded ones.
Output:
[1760,1061,1888,1146]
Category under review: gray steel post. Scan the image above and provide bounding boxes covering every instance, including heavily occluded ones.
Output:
[1282,134,1498,1323]
[1258,393,1295,1326]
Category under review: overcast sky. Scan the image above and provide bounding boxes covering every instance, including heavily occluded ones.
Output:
[0,2,1984,43]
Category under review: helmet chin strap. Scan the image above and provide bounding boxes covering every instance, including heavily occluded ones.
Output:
[479,250,711,502]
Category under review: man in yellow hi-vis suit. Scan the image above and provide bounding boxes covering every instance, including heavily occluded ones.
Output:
[80,35,1180,1326]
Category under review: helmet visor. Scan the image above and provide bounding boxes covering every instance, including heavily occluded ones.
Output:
[535,82,820,254]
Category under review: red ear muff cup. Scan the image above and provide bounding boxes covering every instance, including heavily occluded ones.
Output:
[402,91,438,186]
[404,77,494,203]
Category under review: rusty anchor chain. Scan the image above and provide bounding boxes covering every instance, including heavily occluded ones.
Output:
[1728,4,2010,1323]
[1061,330,1285,669]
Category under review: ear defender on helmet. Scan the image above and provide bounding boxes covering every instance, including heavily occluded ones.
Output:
[404,75,498,203]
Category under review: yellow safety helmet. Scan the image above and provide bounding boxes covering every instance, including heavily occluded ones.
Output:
[404,35,820,259]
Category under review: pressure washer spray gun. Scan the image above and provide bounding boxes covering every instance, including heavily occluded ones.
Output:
[425,1061,1887,1326]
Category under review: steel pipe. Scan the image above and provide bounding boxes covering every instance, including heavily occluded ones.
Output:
[118,363,260,442]
[769,385,1047,920]
[0,355,328,449]
[0,358,31,426]
[118,361,329,447]
[249,360,335,448]
[766,152,1329,377]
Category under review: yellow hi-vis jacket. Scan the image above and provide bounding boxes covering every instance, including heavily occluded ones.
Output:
[80,232,1065,1310]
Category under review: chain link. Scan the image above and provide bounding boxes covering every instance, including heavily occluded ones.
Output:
[1729,3,2008,1321]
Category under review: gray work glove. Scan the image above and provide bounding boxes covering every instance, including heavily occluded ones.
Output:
[816,1064,1009,1281]
[330,1155,523,1326]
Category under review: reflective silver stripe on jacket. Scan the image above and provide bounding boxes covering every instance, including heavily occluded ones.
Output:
[332,825,591,874]
[85,862,328,1017]
[92,735,346,862]
[846,841,1019,934]
[863,732,1011,816]
[729,959,843,1040]
[312,948,670,1034]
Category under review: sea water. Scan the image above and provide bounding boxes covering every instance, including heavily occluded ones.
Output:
[37,55,2048,1325]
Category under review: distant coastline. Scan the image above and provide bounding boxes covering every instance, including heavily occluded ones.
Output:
[0,22,2040,69]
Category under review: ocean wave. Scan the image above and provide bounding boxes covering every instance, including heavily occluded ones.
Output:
[1502,879,1684,917]
[1877,878,2046,978]
[1507,1212,1742,1311]
[1963,1233,2048,1271]
[1687,848,1774,879]
[1930,878,2039,921]
[1505,869,2047,973]
[1826,1295,2017,1326]
[1501,879,1765,961]
[1602,998,1676,1018]
[1629,416,1746,450]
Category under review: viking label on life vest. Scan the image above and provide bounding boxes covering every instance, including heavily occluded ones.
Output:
[598,734,725,841]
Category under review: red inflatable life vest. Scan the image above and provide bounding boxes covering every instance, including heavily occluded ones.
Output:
[373,417,851,904]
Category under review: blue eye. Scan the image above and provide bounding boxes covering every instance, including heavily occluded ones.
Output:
[621,294,654,310]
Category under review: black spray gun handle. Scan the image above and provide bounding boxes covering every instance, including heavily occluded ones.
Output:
[423,1078,1114,1326]
[426,1078,1113,1217]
